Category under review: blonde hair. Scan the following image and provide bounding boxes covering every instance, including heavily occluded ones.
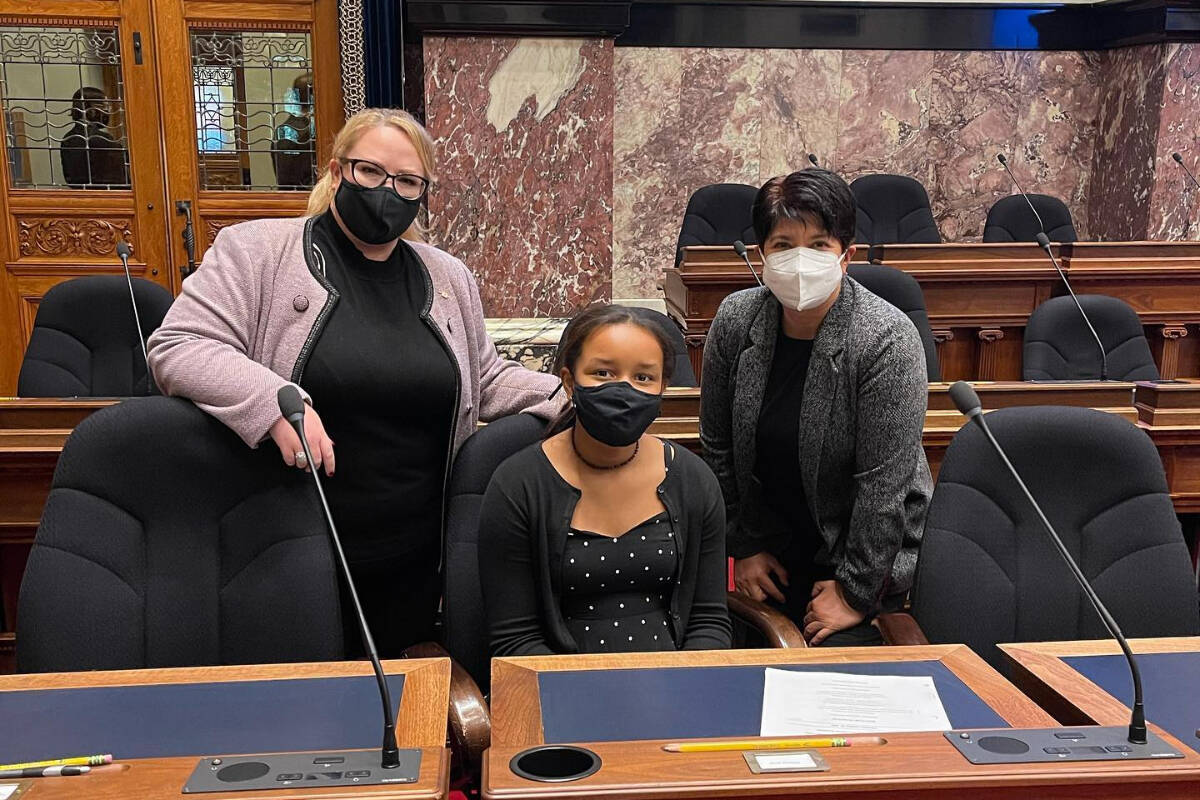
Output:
[306,108,437,242]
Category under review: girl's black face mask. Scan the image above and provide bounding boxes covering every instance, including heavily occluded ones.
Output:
[571,379,662,447]
[334,179,420,245]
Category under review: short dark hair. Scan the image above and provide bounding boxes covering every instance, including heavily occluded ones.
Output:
[752,168,856,250]
[70,86,106,123]
[546,304,675,438]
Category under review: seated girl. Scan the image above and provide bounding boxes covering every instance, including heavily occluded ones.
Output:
[480,305,732,655]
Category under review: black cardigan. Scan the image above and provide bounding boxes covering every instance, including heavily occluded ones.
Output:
[479,439,732,656]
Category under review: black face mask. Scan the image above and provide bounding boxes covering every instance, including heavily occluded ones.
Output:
[334,179,421,245]
[571,380,662,447]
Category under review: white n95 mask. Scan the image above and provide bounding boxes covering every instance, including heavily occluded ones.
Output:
[762,247,846,311]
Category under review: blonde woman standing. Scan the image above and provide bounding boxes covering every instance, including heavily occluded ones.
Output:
[148,109,563,656]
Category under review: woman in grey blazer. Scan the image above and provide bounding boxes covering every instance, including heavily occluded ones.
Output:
[700,168,932,646]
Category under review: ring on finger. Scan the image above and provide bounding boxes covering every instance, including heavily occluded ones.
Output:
[295,451,308,468]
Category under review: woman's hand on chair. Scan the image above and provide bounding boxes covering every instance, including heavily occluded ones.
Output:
[269,403,336,476]
[802,580,865,645]
[733,552,789,603]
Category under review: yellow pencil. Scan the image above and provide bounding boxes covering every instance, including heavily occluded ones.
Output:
[0,754,112,770]
[662,736,886,753]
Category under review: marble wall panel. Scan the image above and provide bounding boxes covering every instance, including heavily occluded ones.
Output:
[1087,45,1166,241]
[423,36,613,316]
[1148,44,1200,240]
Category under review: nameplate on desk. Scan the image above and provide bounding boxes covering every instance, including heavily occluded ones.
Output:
[743,750,829,774]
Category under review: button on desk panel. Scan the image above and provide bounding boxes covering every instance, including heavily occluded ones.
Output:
[484,645,1200,800]
[0,658,451,799]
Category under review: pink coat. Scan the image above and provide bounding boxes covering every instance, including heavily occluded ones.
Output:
[148,216,563,451]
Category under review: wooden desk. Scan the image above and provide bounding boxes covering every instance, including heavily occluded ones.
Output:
[484,646,1200,799]
[1000,638,1200,756]
[0,658,451,800]
[665,241,1200,382]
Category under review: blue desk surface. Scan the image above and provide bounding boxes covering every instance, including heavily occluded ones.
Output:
[1064,652,1199,749]
[538,660,1007,744]
[0,674,404,763]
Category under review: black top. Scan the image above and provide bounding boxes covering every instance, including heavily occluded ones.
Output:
[60,123,129,188]
[479,438,732,656]
[304,211,456,564]
[562,515,679,653]
[754,326,822,559]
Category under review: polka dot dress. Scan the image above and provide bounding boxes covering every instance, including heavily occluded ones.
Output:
[561,515,679,653]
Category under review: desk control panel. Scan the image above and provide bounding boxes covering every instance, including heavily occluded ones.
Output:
[946,727,1183,765]
[182,750,421,793]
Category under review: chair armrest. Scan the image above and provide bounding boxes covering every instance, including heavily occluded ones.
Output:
[874,611,930,646]
[726,591,807,648]
[403,641,491,770]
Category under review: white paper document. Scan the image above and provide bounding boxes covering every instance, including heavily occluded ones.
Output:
[760,668,952,736]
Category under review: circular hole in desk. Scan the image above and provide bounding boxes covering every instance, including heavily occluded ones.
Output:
[510,746,601,782]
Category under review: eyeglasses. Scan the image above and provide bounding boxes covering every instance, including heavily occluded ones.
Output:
[339,158,429,200]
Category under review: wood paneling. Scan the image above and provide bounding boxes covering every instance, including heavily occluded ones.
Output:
[0,0,344,393]
[666,242,1200,383]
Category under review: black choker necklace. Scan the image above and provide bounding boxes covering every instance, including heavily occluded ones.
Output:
[572,427,639,470]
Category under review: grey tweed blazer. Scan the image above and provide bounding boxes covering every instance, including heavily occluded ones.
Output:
[699,277,932,613]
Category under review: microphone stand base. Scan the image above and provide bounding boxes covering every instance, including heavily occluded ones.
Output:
[946,726,1182,765]
[182,749,421,793]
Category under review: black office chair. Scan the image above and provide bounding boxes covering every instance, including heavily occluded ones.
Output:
[675,183,759,265]
[983,193,1078,243]
[16,396,343,673]
[848,264,941,381]
[18,276,173,397]
[877,406,1199,671]
[849,174,941,246]
[1023,295,1159,381]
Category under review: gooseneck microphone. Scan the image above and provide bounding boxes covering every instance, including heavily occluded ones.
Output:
[1035,231,1108,380]
[278,385,401,770]
[733,240,763,287]
[115,240,149,377]
[1172,152,1200,190]
[996,153,1046,235]
[948,382,1146,745]
[807,153,819,167]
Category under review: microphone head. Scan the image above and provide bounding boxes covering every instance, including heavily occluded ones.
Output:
[733,240,747,257]
[1173,152,1184,164]
[1035,231,1051,249]
[996,153,1007,165]
[807,153,819,167]
[115,240,131,259]
[948,381,982,417]
[277,384,306,423]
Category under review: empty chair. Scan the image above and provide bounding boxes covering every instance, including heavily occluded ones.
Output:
[17,396,342,672]
[848,264,941,381]
[675,183,758,265]
[983,193,1077,243]
[1023,295,1158,381]
[18,275,173,397]
[849,174,941,246]
[878,406,1199,670]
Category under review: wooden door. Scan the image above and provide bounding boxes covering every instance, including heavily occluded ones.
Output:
[0,0,173,393]
[151,0,343,276]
